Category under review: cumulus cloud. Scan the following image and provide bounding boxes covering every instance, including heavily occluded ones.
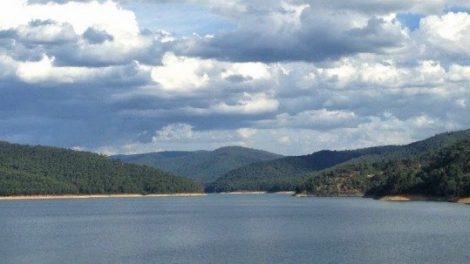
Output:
[0,0,139,35]
[150,53,212,92]
[418,12,470,60]
[176,1,408,62]
[0,0,469,155]
[0,0,163,66]
[16,19,78,44]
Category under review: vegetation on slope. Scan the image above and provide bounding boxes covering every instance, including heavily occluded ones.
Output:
[209,129,470,193]
[112,146,282,184]
[206,149,391,192]
[299,134,470,198]
[367,140,470,197]
[0,141,203,196]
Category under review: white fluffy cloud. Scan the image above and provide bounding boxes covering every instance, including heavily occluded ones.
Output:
[16,55,92,83]
[0,0,139,36]
[151,53,212,92]
[149,52,273,93]
[0,0,157,66]
[419,12,470,59]
[0,0,469,155]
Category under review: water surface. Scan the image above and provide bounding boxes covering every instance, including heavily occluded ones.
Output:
[1,194,469,264]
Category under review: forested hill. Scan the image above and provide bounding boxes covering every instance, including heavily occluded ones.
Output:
[0,141,203,196]
[300,137,470,198]
[206,148,392,192]
[112,146,282,184]
[207,129,470,193]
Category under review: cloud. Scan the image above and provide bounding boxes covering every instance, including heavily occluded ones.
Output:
[150,53,212,92]
[16,55,93,83]
[0,0,163,67]
[257,109,361,130]
[0,0,139,36]
[448,64,470,82]
[221,62,271,81]
[237,128,257,139]
[418,12,470,60]
[212,93,279,115]
[152,123,194,142]
[82,27,114,44]
[175,2,408,62]
[16,19,78,44]
[2,53,150,85]
[0,0,469,156]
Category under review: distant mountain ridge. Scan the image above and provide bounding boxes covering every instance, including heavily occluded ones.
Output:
[207,129,470,193]
[111,146,283,184]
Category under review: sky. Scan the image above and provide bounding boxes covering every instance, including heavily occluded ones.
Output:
[0,0,469,155]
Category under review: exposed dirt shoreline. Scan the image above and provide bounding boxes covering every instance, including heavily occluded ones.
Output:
[294,193,470,205]
[377,195,470,204]
[219,191,295,195]
[294,192,362,198]
[2,192,468,204]
[455,197,470,204]
[0,193,207,201]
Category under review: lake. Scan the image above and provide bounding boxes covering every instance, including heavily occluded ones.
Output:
[1,194,469,264]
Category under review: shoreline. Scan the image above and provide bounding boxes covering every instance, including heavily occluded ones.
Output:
[456,197,470,204]
[0,193,206,201]
[2,192,468,204]
[219,191,267,195]
[378,195,441,202]
[219,191,295,195]
[294,193,470,205]
[294,192,363,198]
[378,195,470,205]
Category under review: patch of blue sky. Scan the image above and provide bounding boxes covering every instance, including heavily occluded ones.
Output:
[444,5,470,14]
[122,2,236,36]
[397,5,469,32]
[395,13,423,31]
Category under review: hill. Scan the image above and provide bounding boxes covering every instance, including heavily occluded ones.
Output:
[0,141,203,196]
[299,129,470,198]
[207,129,470,193]
[112,146,282,184]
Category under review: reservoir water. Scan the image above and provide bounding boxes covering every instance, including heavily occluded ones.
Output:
[1,194,469,264]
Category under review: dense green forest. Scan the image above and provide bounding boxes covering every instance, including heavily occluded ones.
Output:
[205,150,374,192]
[2,129,468,197]
[0,141,203,196]
[299,132,470,198]
[208,129,470,193]
[205,144,428,193]
[112,146,282,184]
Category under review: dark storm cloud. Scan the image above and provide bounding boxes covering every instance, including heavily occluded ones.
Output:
[177,7,406,62]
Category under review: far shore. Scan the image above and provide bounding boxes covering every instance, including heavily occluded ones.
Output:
[219,191,295,195]
[294,192,363,198]
[456,197,470,204]
[0,193,206,201]
[379,195,470,205]
[2,192,468,204]
[293,193,470,205]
